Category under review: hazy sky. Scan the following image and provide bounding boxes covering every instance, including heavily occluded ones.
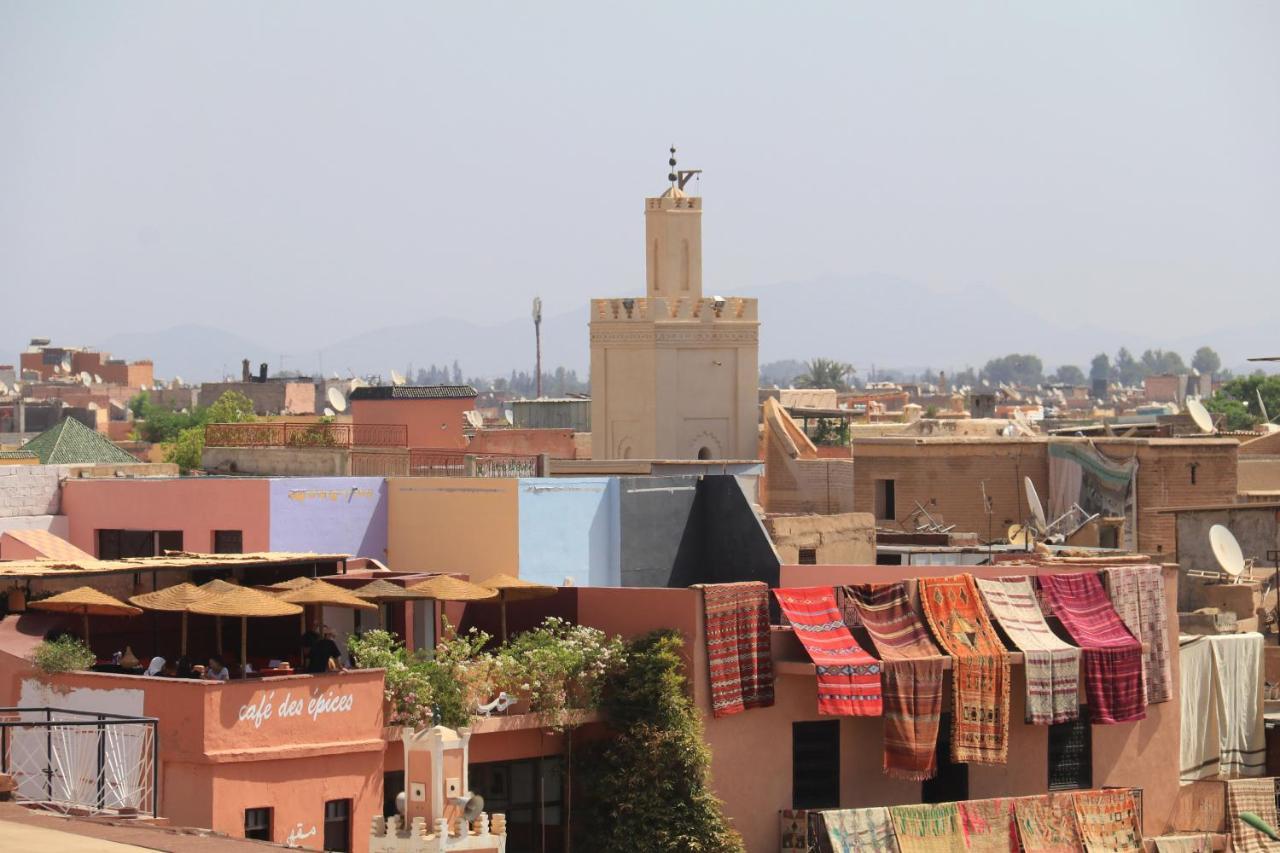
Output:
[3,3,1277,363]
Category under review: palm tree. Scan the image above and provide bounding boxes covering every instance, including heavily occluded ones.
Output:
[793,358,856,392]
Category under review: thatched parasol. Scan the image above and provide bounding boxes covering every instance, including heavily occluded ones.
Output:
[478,573,557,641]
[405,575,498,649]
[352,579,431,603]
[263,576,316,591]
[198,579,241,653]
[129,583,214,655]
[30,586,142,646]
[276,578,378,643]
[190,586,302,676]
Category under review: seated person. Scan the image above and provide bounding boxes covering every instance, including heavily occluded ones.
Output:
[305,628,343,674]
[204,656,230,681]
[175,656,194,678]
[161,659,179,677]
[144,657,166,677]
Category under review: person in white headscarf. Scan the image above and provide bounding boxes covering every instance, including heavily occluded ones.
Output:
[144,656,165,677]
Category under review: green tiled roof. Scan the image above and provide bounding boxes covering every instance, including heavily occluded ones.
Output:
[20,417,137,465]
[0,450,37,460]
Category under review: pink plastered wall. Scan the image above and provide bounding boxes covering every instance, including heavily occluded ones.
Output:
[61,478,270,555]
[352,398,472,450]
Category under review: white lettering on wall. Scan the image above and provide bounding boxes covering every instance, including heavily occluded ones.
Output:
[236,688,355,729]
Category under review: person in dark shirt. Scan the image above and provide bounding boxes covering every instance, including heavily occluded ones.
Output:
[306,627,342,674]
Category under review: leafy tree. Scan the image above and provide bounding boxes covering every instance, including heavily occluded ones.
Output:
[1206,375,1280,431]
[793,358,855,392]
[1089,353,1112,383]
[980,353,1043,387]
[1114,348,1144,386]
[128,390,150,419]
[759,359,807,387]
[1140,349,1186,375]
[204,390,256,424]
[1051,365,1086,385]
[164,391,256,474]
[165,427,207,474]
[1192,346,1222,377]
[950,367,979,388]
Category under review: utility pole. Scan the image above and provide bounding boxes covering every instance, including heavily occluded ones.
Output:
[532,296,543,398]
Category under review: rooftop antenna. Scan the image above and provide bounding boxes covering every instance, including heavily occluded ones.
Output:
[327,387,348,413]
[1186,397,1215,434]
[532,296,543,399]
[667,146,701,192]
[1258,389,1271,424]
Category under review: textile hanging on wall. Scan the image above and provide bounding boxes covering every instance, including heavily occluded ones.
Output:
[823,806,902,853]
[1103,564,1173,704]
[918,574,1010,765]
[1071,789,1143,853]
[695,582,774,718]
[1178,635,1220,782]
[774,586,883,716]
[888,803,967,853]
[1013,795,1082,853]
[956,797,1017,852]
[1153,835,1212,853]
[1047,440,1139,550]
[849,583,946,780]
[1212,633,1266,777]
[1039,572,1146,724]
[1226,778,1280,853]
[974,577,1080,725]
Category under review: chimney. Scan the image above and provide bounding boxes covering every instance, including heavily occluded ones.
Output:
[258,363,268,383]
[241,359,251,382]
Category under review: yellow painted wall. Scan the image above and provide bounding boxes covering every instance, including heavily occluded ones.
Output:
[386,477,518,582]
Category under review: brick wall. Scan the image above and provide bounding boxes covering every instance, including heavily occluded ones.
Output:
[0,465,62,517]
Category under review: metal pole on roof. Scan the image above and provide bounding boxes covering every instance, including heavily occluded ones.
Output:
[533,296,543,398]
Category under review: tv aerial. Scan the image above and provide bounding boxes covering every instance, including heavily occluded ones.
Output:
[1025,475,1098,544]
[327,387,348,413]
[1186,398,1215,434]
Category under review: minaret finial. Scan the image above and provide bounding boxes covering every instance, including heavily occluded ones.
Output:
[668,146,678,188]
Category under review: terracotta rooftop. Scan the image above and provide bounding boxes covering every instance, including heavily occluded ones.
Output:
[0,550,350,579]
[348,384,477,400]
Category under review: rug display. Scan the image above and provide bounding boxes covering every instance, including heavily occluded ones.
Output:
[1178,635,1220,782]
[850,583,946,779]
[888,802,966,853]
[955,797,1016,852]
[918,574,1010,764]
[1226,778,1280,852]
[774,586,882,716]
[974,576,1080,725]
[1103,564,1172,704]
[696,582,774,718]
[1039,572,1146,724]
[1212,633,1266,778]
[823,806,901,853]
[1012,795,1082,853]
[1071,789,1142,852]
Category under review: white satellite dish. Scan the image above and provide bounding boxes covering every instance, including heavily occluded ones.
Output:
[323,406,335,417]
[390,369,406,386]
[0,382,8,396]
[60,354,72,373]
[327,387,348,413]
[348,377,365,392]
[79,371,92,386]
[173,375,184,388]
[464,410,484,429]
[93,374,102,384]
[1186,398,1214,434]
[1209,524,1246,580]
[1025,476,1047,532]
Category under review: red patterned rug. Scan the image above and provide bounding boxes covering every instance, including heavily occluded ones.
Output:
[774,586,882,716]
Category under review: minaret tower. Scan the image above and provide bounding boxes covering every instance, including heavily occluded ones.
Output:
[645,147,703,299]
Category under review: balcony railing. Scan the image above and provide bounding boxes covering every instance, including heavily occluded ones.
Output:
[408,449,539,478]
[204,422,408,449]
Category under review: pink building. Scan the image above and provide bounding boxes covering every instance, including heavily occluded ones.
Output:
[349,386,477,450]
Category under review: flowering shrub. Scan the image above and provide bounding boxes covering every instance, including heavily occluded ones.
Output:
[31,635,96,674]
[347,630,436,729]
[493,618,624,724]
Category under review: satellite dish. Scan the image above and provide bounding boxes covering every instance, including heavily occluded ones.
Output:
[93,374,102,384]
[464,410,484,429]
[1186,398,1214,434]
[1209,524,1246,579]
[348,377,365,392]
[1007,524,1033,547]
[173,375,184,388]
[1257,389,1271,424]
[462,793,485,823]
[52,363,62,374]
[327,387,347,413]
[390,369,406,386]
[0,382,8,396]
[323,407,335,417]
[60,354,72,373]
[79,371,92,386]
[1025,476,1047,532]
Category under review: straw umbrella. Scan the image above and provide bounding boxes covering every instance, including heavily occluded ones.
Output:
[263,576,316,592]
[478,574,557,642]
[129,583,213,655]
[405,575,497,648]
[30,586,142,647]
[189,586,302,677]
[352,579,433,633]
[199,579,241,654]
[276,579,377,657]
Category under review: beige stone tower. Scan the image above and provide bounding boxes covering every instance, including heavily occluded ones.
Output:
[590,153,759,460]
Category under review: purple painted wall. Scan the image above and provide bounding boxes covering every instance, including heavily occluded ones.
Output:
[267,477,388,560]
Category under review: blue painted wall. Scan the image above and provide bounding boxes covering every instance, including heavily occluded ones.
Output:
[268,477,389,559]
[517,478,618,587]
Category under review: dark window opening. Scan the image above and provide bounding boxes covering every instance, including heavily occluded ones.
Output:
[324,798,351,852]
[471,756,563,853]
[382,771,404,818]
[1048,710,1092,791]
[244,807,272,841]
[874,479,896,521]
[798,548,818,565]
[697,446,712,460]
[97,529,183,559]
[876,552,903,565]
[792,721,839,809]
[157,530,183,554]
[213,530,244,554]
[922,714,969,803]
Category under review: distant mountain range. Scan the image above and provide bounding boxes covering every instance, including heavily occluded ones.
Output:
[33,274,1275,383]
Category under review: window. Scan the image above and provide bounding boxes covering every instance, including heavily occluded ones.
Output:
[470,757,564,853]
[1048,711,1092,791]
[97,529,183,559]
[874,479,896,521]
[244,807,272,841]
[213,530,243,554]
[791,721,839,809]
[324,799,351,853]
[798,548,818,565]
[922,714,968,803]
